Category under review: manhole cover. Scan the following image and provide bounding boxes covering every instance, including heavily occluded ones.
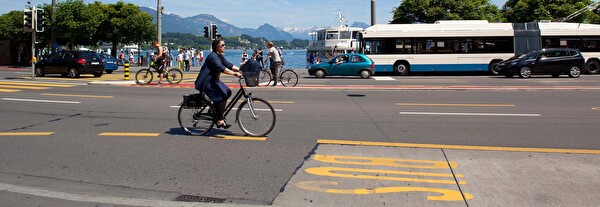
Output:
[175,194,225,203]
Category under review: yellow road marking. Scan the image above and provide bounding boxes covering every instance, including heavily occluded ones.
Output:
[0,132,54,136]
[41,93,113,99]
[396,103,515,107]
[98,132,160,137]
[0,85,49,90]
[0,81,75,87]
[296,181,473,201]
[305,167,465,185]
[317,139,600,154]
[209,135,267,141]
[0,88,20,92]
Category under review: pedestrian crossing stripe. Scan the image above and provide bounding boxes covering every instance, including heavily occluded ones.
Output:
[0,81,76,87]
[0,85,49,90]
[372,76,395,81]
[0,88,20,92]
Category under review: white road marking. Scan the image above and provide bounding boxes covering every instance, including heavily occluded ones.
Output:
[1,98,81,104]
[373,76,395,81]
[399,112,541,117]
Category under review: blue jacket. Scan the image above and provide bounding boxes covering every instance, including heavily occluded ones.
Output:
[194,52,234,103]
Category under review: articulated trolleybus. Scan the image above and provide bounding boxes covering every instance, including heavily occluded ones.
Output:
[358,20,600,75]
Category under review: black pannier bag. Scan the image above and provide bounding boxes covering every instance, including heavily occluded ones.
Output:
[240,59,261,87]
[182,93,208,108]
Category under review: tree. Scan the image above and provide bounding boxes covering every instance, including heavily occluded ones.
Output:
[0,11,30,41]
[502,0,595,23]
[53,0,104,48]
[95,2,155,57]
[392,0,503,24]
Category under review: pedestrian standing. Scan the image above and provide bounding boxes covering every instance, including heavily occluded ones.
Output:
[199,50,204,67]
[177,49,184,70]
[264,42,281,86]
[241,49,249,65]
[184,48,191,71]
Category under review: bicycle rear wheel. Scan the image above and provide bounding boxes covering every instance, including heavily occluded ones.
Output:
[178,103,216,136]
[166,69,183,84]
[236,98,276,137]
[135,69,153,85]
[259,70,272,86]
[279,70,298,87]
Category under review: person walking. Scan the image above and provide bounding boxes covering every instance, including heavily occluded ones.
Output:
[194,39,242,129]
[264,42,281,86]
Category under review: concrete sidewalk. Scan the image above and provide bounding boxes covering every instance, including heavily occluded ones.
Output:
[274,143,600,206]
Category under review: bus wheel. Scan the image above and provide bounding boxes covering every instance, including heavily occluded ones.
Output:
[489,60,501,76]
[394,62,409,75]
[586,60,599,74]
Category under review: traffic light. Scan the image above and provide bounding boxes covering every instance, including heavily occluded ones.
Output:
[36,9,45,32]
[203,26,210,38]
[211,24,220,39]
[23,8,33,32]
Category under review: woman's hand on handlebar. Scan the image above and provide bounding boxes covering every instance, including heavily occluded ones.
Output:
[233,72,243,78]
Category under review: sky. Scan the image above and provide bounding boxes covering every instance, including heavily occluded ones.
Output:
[2,0,507,29]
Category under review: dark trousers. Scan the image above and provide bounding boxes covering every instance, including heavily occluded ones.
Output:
[270,61,281,86]
[214,90,232,120]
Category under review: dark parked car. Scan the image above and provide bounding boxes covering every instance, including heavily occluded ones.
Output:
[309,53,375,78]
[99,53,119,74]
[35,51,105,78]
[497,48,585,78]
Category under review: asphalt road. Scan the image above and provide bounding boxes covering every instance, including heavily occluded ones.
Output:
[1,67,600,206]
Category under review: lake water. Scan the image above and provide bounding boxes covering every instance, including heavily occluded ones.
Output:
[155,49,309,69]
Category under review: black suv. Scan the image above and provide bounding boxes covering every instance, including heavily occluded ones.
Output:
[35,51,105,78]
[497,48,585,78]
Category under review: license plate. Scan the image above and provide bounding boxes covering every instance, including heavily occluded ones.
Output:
[107,61,114,64]
[91,62,100,65]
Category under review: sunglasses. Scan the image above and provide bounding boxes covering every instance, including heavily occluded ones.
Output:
[219,44,226,47]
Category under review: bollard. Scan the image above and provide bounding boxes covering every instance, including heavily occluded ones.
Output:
[124,62,130,80]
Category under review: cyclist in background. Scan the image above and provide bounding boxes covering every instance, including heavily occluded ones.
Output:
[151,41,168,85]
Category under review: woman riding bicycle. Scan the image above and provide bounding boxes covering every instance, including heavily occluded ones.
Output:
[194,39,242,129]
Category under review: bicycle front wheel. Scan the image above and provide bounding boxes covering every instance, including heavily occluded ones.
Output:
[259,70,272,86]
[135,69,153,85]
[166,69,183,84]
[178,103,216,136]
[279,70,298,87]
[236,98,276,137]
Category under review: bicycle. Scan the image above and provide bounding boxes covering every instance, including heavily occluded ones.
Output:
[259,62,299,87]
[178,73,276,137]
[135,57,183,85]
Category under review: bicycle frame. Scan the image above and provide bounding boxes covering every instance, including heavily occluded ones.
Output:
[222,78,255,120]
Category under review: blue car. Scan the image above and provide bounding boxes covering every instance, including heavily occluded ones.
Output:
[308,53,374,78]
[99,53,119,74]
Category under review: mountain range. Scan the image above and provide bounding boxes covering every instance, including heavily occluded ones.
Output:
[140,7,369,41]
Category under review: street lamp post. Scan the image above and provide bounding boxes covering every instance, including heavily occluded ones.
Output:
[157,0,162,44]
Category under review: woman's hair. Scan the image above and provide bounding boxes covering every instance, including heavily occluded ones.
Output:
[211,39,222,51]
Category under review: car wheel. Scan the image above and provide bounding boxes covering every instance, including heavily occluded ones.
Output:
[93,72,103,77]
[519,67,531,78]
[568,66,581,78]
[315,70,326,78]
[106,70,113,74]
[34,67,45,77]
[68,68,80,78]
[360,70,371,79]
